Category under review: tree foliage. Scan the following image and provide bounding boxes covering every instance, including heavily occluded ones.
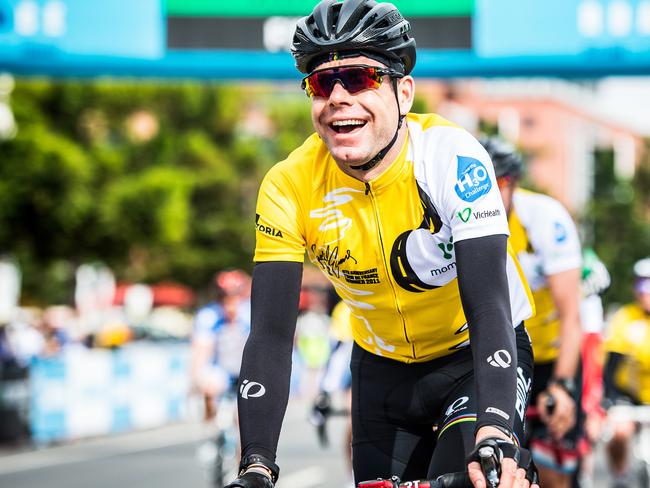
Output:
[1,79,314,304]
[584,144,650,307]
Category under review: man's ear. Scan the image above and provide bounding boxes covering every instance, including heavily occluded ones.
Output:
[397,76,415,115]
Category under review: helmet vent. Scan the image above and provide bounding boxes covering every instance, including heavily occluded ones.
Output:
[375,18,389,29]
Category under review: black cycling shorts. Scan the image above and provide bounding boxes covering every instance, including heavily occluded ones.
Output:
[350,323,534,483]
[526,361,583,473]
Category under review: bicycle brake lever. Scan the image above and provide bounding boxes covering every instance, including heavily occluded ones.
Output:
[478,445,500,488]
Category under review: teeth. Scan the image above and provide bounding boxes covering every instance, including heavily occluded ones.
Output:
[332,119,365,126]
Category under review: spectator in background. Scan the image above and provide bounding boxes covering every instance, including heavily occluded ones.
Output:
[3,308,46,367]
[39,306,75,357]
[190,269,251,420]
[0,307,42,444]
[295,266,333,398]
[309,299,354,480]
[602,258,650,487]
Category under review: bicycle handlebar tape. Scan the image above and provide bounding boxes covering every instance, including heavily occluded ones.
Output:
[357,478,399,488]
[239,454,280,483]
[433,471,473,488]
[478,445,500,488]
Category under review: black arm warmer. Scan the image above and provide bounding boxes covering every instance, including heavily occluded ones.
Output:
[238,261,303,461]
[455,234,517,434]
[603,352,628,404]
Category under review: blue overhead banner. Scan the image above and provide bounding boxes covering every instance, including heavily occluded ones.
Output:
[0,0,649,78]
[475,0,650,57]
[0,0,164,59]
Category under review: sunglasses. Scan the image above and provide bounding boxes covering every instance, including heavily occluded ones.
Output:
[301,64,402,98]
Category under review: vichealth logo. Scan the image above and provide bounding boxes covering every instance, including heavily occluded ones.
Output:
[454,156,492,203]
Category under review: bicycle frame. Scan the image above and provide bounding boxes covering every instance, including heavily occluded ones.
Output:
[210,390,240,488]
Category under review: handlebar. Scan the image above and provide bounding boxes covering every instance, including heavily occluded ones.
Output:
[308,405,349,447]
[357,471,472,488]
[308,391,349,447]
[357,445,499,488]
[309,410,350,447]
[526,394,556,420]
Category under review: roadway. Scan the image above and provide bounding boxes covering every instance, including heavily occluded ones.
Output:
[0,396,352,488]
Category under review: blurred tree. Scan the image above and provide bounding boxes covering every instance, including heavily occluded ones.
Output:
[0,80,313,304]
[584,144,650,307]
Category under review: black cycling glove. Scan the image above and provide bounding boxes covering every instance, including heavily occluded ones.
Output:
[466,437,539,487]
[225,471,274,488]
[226,454,280,488]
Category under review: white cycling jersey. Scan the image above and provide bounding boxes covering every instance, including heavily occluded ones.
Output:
[194,301,250,377]
[508,189,582,362]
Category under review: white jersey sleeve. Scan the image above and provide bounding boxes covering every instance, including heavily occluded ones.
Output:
[421,127,509,243]
[514,191,582,276]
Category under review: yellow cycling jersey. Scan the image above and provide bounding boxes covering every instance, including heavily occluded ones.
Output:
[330,301,354,343]
[254,113,534,363]
[604,304,650,404]
[507,189,582,363]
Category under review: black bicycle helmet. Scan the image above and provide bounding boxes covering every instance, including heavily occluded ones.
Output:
[292,0,416,74]
[479,135,525,179]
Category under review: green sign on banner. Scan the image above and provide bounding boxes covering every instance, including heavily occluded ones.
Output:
[166,0,473,17]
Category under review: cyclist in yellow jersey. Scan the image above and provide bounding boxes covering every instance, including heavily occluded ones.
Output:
[481,137,583,488]
[226,2,539,488]
[603,258,650,486]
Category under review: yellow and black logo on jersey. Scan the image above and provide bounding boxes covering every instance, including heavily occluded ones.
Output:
[390,184,445,292]
[255,213,283,238]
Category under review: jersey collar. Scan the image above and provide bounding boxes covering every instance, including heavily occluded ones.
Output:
[331,134,410,193]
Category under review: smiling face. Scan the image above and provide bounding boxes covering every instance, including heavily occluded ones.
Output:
[308,56,414,179]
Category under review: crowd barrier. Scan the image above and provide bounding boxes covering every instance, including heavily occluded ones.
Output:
[29,343,190,444]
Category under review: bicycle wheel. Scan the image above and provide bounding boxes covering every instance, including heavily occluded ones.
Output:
[637,460,650,488]
[211,432,227,488]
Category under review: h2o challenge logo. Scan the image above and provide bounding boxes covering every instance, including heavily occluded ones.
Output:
[454,156,492,202]
[554,221,567,243]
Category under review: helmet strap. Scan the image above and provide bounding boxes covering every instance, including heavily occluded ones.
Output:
[350,78,404,172]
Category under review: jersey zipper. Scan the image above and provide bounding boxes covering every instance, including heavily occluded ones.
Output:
[365,182,413,352]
